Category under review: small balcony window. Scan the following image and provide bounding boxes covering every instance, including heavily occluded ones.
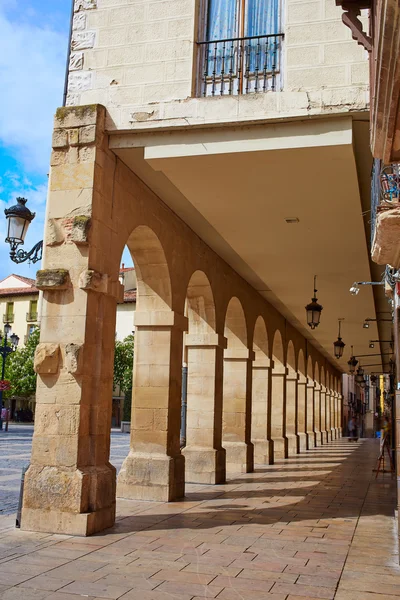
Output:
[197,0,283,96]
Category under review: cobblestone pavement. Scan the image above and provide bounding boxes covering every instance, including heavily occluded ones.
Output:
[0,425,130,517]
[0,438,398,599]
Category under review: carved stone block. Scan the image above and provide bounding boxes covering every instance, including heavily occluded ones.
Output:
[65,343,83,375]
[71,216,91,245]
[36,269,70,290]
[79,269,108,293]
[34,344,60,374]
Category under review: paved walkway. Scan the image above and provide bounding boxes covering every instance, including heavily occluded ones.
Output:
[0,438,398,599]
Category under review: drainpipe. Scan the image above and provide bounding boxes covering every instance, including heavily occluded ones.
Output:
[180,363,188,448]
[63,0,75,107]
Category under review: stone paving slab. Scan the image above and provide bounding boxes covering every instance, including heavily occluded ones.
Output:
[0,438,398,599]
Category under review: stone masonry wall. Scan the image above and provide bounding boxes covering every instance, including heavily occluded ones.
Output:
[67,0,369,132]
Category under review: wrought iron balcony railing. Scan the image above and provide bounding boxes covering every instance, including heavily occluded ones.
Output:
[26,312,38,322]
[371,158,400,245]
[3,314,14,324]
[197,33,284,97]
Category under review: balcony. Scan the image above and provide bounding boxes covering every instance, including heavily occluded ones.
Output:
[26,312,38,323]
[196,33,284,97]
[371,159,400,267]
[3,314,14,324]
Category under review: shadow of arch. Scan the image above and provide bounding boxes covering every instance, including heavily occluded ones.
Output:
[271,329,287,460]
[183,271,226,485]
[223,297,253,474]
[252,316,271,465]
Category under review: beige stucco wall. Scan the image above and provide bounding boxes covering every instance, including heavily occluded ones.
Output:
[67,0,369,132]
[115,303,135,340]
[0,295,39,346]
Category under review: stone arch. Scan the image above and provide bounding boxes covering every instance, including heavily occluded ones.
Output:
[286,340,297,455]
[183,271,225,484]
[270,329,287,459]
[252,316,271,464]
[223,297,253,473]
[126,225,172,311]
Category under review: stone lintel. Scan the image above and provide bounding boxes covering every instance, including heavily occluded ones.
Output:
[224,348,256,361]
[36,269,70,291]
[54,104,105,131]
[185,333,227,349]
[135,310,188,331]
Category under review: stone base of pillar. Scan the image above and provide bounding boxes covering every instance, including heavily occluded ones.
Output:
[21,464,116,536]
[117,452,185,501]
[337,427,342,438]
[224,441,254,473]
[306,431,316,449]
[321,430,329,444]
[253,439,273,465]
[297,433,308,453]
[328,428,334,441]
[21,504,116,536]
[332,428,338,439]
[182,446,226,484]
[271,436,288,460]
[314,431,323,447]
[286,434,297,456]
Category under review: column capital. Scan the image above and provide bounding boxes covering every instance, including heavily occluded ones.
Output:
[185,333,227,349]
[272,365,288,376]
[135,310,188,331]
[253,356,272,369]
[307,377,316,388]
[287,371,300,382]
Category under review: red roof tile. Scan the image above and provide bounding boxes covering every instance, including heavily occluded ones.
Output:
[124,290,137,303]
[0,286,39,297]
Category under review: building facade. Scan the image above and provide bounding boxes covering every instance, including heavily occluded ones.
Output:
[0,275,39,346]
[20,0,387,535]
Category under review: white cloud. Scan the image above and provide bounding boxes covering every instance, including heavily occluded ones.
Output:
[0,7,68,173]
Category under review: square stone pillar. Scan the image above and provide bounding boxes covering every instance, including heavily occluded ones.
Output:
[320,385,329,444]
[117,311,187,501]
[306,378,316,449]
[286,373,298,456]
[182,333,226,484]
[252,357,273,465]
[314,383,323,447]
[271,366,288,460]
[21,105,119,536]
[330,391,337,439]
[297,375,308,452]
[223,348,254,473]
[337,393,343,437]
[326,390,333,441]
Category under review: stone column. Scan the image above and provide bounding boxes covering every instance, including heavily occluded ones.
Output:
[331,390,338,439]
[314,383,322,446]
[182,333,226,484]
[21,105,119,536]
[271,365,288,460]
[337,393,343,437]
[320,385,328,444]
[252,357,273,465]
[117,311,187,501]
[223,349,254,473]
[326,388,333,441]
[297,374,308,452]
[306,378,316,449]
[285,372,298,456]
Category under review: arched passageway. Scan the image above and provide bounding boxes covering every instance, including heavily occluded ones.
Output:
[182,271,226,484]
[223,297,253,473]
[271,329,287,460]
[251,316,271,464]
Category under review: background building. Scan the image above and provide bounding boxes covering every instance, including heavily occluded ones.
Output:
[0,275,39,345]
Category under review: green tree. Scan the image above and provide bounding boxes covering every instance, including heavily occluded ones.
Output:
[113,334,134,395]
[5,327,40,398]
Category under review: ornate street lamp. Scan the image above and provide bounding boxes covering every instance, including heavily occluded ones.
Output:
[0,324,19,431]
[347,346,358,374]
[355,366,365,384]
[333,319,345,359]
[4,197,43,264]
[305,275,323,330]
[370,374,377,385]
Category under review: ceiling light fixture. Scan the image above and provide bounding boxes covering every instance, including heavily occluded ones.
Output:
[333,319,345,359]
[305,275,323,330]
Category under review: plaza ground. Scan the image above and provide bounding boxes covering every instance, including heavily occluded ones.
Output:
[0,434,398,599]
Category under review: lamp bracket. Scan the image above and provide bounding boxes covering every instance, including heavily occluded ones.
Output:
[9,240,43,265]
